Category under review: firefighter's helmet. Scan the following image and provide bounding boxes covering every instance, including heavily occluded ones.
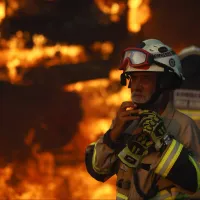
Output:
[120,39,185,90]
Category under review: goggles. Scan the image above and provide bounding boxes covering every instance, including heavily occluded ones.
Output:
[119,47,175,71]
[119,48,154,70]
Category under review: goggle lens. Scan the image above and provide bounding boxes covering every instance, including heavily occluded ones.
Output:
[123,50,147,65]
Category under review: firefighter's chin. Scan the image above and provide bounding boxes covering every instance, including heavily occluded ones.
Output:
[131,94,151,104]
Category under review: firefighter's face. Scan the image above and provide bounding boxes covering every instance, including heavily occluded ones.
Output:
[130,72,157,104]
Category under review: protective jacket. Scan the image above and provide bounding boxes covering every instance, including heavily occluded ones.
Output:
[85,102,200,200]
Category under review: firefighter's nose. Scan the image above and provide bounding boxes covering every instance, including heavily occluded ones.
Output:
[135,78,143,89]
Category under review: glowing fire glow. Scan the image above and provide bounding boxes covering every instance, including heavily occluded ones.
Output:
[0,31,114,83]
[0,1,6,23]
[128,0,151,33]
[5,0,20,17]
[0,1,199,198]
[94,0,151,32]
[65,69,130,142]
[94,0,126,22]
[0,69,131,198]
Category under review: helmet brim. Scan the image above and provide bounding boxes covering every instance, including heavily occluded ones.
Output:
[125,63,164,73]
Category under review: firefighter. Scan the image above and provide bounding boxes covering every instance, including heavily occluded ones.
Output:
[85,39,200,200]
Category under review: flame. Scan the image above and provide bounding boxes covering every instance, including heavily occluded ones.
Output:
[1,68,199,198]
[94,0,151,32]
[0,69,131,198]
[94,0,126,22]
[0,0,149,197]
[6,0,20,17]
[0,31,114,83]
[65,69,130,141]
[61,69,130,197]
[91,41,114,60]
[127,0,151,33]
[0,1,6,23]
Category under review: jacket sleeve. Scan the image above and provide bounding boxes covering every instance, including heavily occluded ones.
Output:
[153,121,200,194]
[85,129,123,182]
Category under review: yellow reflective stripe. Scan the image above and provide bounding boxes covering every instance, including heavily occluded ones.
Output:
[155,140,183,177]
[163,143,183,177]
[92,143,110,174]
[116,192,128,200]
[189,156,200,190]
[89,142,96,146]
[155,139,176,175]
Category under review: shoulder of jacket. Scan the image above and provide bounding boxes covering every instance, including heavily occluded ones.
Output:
[174,109,194,124]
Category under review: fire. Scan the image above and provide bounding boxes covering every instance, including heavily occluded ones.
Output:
[127,0,151,33]
[94,0,126,22]
[62,69,130,198]
[0,1,6,23]
[4,0,20,17]
[0,31,114,83]
[64,69,130,147]
[91,41,114,60]
[95,0,151,32]
[0,69,131,198]
[0,0,150,198]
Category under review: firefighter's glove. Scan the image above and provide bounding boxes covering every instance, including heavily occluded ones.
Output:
[138,110,167,151]
[118,132,153,168]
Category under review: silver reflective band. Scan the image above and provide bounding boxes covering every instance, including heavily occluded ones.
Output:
[155,140,183,177]
[124,50,146,64]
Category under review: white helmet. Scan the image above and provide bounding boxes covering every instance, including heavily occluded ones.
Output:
[119,39,185,89]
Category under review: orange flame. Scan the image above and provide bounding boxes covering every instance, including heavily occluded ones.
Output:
[128,0,151,33]
[0,69,132,198]
[0,31,114,83]
[65,69,130,142]
[94,0,126,22]
[6,0,20,17]
[0,0,149,198]
[94,0,151,32]
[0,1,6,23]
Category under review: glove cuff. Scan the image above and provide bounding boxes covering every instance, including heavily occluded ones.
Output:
[118,146,147,168]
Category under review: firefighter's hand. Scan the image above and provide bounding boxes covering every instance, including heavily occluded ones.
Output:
[118,128,154,168]
[110,101,141,142]
[138,110,167,151]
